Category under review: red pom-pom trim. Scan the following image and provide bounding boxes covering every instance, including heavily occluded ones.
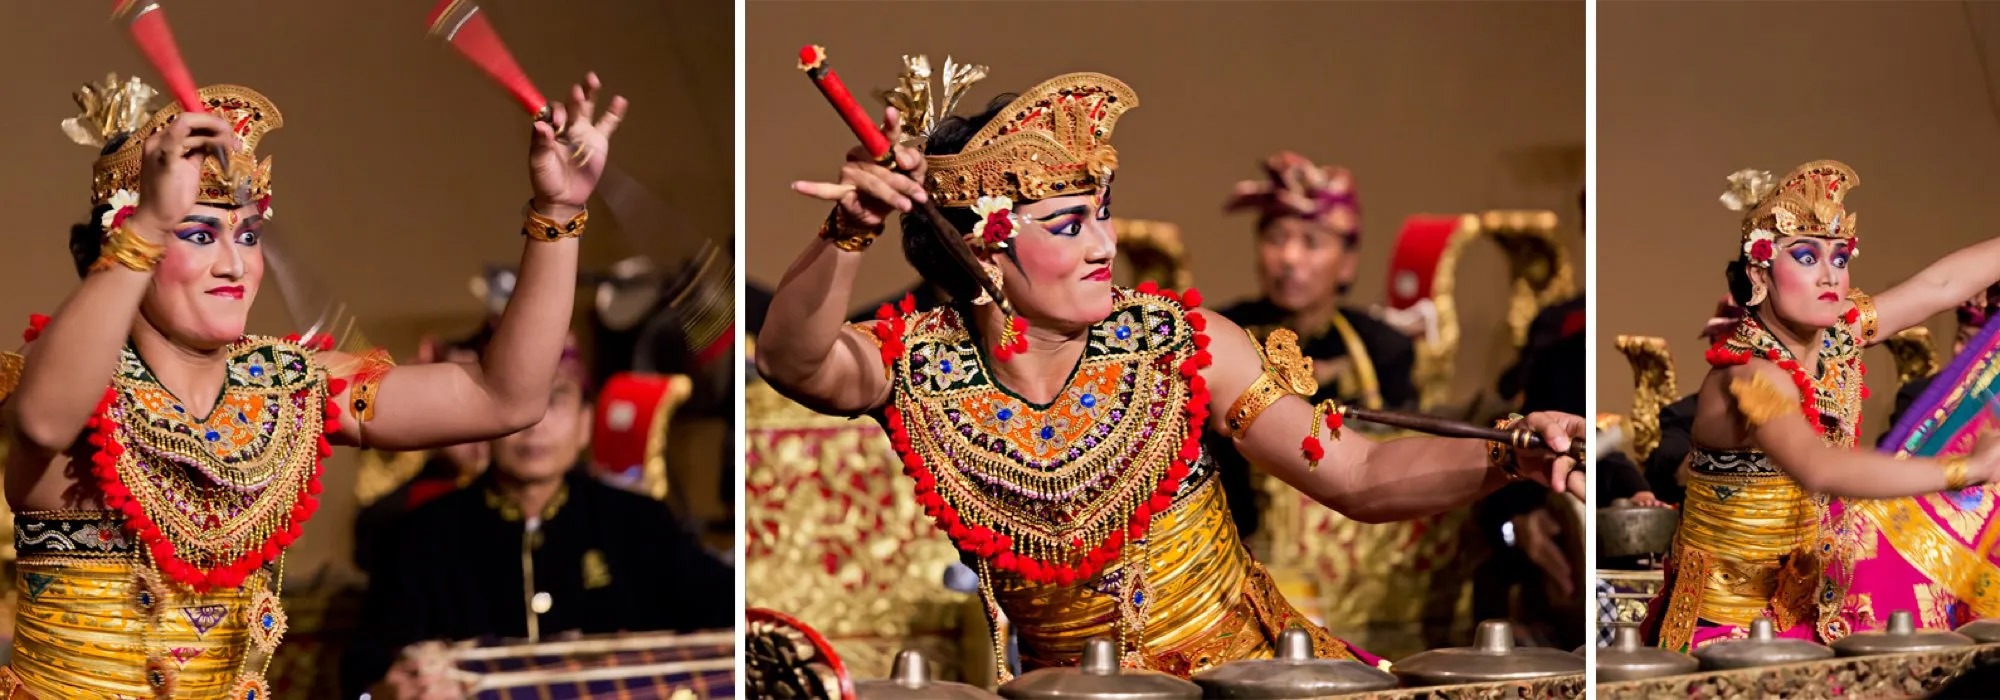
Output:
[23,314,50,343]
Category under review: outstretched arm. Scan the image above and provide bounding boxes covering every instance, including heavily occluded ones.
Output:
[4,114,241,464]
[1730,362,2000,496]
[328,74,627,451]
[1200,311,1582,524]
[755,107,925,415]
[1871,237,2000,342]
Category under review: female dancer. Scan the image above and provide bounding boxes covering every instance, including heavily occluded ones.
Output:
[0,70,623,697]
[758,63,1584,678]
[1647,160,2000,651]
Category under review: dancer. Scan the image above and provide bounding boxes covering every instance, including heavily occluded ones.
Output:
[759,58,1584,678]
[0,68,623,696]
[1646,161,2000,651]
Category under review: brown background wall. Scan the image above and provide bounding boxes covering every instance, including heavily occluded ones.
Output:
[1598,2,2000,441]
[746,0,1585,400]
[0,1,732,579]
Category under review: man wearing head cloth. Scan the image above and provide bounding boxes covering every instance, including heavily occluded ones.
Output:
[342,334,733,698]
[1212,152,1417,537]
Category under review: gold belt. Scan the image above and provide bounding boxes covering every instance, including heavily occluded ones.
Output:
[993,479,1351,676]
[1674,472,1820,627]
[10,555,255,696]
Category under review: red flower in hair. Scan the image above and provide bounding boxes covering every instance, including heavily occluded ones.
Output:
[982,210,1014,246]
[1749,239,1773,262]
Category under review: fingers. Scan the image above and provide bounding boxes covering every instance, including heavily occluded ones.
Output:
[598,96,630,138]
[880,106,903,140]
[846,166,912,212]
[572,79,596,129]
[1549,457,1574,494]
[549,102,571,140]
[791,180,856,201]
[532,119,558,148]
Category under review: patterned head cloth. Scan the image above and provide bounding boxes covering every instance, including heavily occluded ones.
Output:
[1226,151,1360,247]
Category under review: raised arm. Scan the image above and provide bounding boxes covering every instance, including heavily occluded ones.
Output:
[1727,362,1999,496]
[1870,236,2000,342]
[1199,311,1583,524]
[3,114,240,462]
[328,74,626,451]
[754,107,926,416]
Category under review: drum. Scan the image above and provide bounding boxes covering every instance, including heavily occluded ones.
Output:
[432,630,734,699]
[592,372,692,499]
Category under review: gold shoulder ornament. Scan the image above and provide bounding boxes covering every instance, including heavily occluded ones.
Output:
[1728,371,1799,429]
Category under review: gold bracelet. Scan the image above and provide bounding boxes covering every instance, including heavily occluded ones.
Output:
[817,208,881,253]
[1942,456,1970,492]
[1849,289,1879,343]
[346,348,397,423]
[1488,414,1525,480]
[522,201,588,241]
[1224,371,1287,438]
[90,223,166,274]
[1305,402,1327,472]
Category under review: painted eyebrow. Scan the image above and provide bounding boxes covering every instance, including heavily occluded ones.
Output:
[1035,206,1090,222]
[179,215,221,228]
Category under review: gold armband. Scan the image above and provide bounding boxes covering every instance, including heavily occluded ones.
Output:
[1943,456,1970,492]
[1727,372,1799,429]
[818,208,881,253]
[1488,413,1525,480]
[90,224,166,273]
[345,348,397,423]
[1849,290,1878,343]
[523,202,588,241]
[1225,371,1286,438]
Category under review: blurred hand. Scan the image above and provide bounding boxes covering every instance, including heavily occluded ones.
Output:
[129,112,242,242]
[531,72,628,216]
[790,106,927,230]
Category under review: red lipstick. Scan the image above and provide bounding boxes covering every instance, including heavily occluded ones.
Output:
[207,285,246,300]
[1084,267,1113,282]
[1819,292,1840,302]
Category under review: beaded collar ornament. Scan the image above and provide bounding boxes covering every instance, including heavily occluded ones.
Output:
[1722,160,1860,269]
[65,74,281,214]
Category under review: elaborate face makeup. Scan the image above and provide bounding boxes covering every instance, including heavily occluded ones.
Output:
[138,202,265,350]
[997,188,1117,330]
[1762,236,1852,329]
[1256,215,1347,313]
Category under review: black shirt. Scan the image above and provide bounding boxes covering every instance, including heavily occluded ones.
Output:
[341,468,733,695]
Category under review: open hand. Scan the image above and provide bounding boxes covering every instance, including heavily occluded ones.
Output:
[790,106,927,229]
[530,72,628,216]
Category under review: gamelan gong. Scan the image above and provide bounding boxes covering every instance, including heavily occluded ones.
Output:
[1957,618,2000,643]
[1693,618,1833,671]
[1830,610,1975,657]
[997,638,1201,700]
[1594,625,1696,682]
[1390,620,1584,686]
[1191,628,1397,698]
[856,649,999,699]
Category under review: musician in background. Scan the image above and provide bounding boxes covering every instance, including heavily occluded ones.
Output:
[342,336,732,698]
[1213,152,1417,538]
[351,331,493,578]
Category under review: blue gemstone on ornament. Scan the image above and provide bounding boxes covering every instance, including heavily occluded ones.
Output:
[1081,394,1097,408]
[262,613,275,629]
[250,365,264,377]
[1041,426,1055,440]
[941,360,953,373]
[1116,326,1132,340]
[247,691,257,700]
[205,431,220,442]
[998,408,1014,421]
[173,405,185,414]
[1134,590,1146,606]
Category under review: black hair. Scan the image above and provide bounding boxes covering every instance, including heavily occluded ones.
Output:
[1725,258,1758,308]
[901,93,1023,303]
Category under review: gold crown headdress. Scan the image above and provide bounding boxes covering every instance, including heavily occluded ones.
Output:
[887,64,1139,209]
[66,74,282,210]
[1724,160,1858,266]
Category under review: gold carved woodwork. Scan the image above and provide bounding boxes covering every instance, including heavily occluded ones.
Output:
[1615,336,1678,463]
[1110,218,1194,291]
[1479,211,1575,348]
[742,379,986,685]
[1885,326,1940,385]
[1402,211,1576,411]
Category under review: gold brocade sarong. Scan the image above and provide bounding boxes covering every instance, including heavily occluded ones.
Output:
[994,480,1352,677]
[8,530,257,696]
[1657,450,1822,650]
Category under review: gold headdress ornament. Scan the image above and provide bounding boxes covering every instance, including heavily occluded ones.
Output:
[1726,160,1859,266]
[888,66,1139,209]
[880,55,987,149]
[66,74,282,210]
